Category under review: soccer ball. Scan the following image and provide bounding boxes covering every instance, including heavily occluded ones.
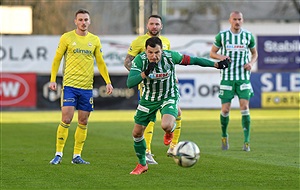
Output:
[172,141,200,168]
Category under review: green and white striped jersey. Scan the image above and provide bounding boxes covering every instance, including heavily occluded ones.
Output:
[130,50,182,102]
[213,28,256,81]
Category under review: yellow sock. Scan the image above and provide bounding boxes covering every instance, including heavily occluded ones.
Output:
[171,116,182,147]
[56,121,70,153]
[144,121,155,153]
[74,123,87,155]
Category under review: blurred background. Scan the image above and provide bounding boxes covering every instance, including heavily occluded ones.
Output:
[1,0,299,110]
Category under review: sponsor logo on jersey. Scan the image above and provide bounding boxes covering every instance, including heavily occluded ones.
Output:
[226,44,247,51]
[73,48,92,54]
[149,72,170,79]
[137,104,149,113]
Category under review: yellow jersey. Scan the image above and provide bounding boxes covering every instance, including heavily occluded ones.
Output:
[127,32,170,56]
[50,30,111,89]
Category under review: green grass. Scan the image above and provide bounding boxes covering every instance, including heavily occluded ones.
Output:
[1,109,299,189]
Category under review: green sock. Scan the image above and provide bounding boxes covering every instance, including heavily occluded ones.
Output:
[242,115,251,143]
[133,139,147,166]
[220,114,229,137]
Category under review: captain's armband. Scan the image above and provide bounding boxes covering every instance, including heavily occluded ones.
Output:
[180,55,191,66]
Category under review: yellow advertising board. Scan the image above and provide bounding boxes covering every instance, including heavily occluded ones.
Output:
[262,92,300,108]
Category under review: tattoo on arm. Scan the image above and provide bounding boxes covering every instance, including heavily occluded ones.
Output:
[124,54,135,71]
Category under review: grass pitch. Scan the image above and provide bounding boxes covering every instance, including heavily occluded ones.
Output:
[1,109,299,189]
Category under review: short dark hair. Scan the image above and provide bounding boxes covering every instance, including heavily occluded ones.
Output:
[148,15,162,22]
[75,9,90,18]
[145,37,162,49]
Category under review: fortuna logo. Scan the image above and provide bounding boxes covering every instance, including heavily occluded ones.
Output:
[73,48,92,54]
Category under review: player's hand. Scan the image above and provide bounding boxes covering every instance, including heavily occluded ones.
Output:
[217,58,230,69]
[49,82,57,91]
[106,84,113,95]
[144,62,156,76]
[244,63,253,71]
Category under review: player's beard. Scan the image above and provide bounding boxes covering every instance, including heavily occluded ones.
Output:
[79,24,88,32]
[234,24,241,30]
[149,30,160,36]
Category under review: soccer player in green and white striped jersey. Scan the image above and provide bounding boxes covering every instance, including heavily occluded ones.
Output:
[127,37,229,175]
[210,11,258,152]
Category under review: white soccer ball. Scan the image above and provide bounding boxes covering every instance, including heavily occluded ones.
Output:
[172,141,200,168]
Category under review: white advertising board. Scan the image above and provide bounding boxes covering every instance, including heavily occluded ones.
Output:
[177,72,240,108]
[1,35,217,74]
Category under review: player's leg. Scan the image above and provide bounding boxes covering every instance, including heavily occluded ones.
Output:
[167,105,182,156]
[145,120,158,164]
[139,82,155,154]
[130,101,159,174]
[220,102,231,137]
[130,123,148,175]
[160,99,178,146]
[219,81,234,150]
[240,99,251,151]
[138,83,157,164]
[72,88,93,164]
[237,81,253,151]
[72,111,90,164]
[50,110,73,164]
[144,121,155,153]
[56,106,74,153]
[50,87,75,164]
[130,106,152,174]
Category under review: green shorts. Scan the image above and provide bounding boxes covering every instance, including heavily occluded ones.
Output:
[219,80,254,104]
[134,98,179,127]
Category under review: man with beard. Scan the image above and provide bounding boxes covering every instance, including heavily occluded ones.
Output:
[124,15,182,165]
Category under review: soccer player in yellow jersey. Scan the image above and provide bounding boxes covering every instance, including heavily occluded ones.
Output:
[124,15,182,164]
[49,9,113,165]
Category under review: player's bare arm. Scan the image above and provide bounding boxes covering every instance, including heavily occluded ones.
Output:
[124,54,136,71]
[210,46,231,61]
[244,48,258,71]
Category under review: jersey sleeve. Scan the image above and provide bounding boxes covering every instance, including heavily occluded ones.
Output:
[170,50,215,67]
[50,34,67,82]
[170,51,184,64]
[249,33,256,49]
[213,33,222,48]
[94,38,112,84]
[127,37,143,57]
[126,55,144,88]
[161,36,171,50]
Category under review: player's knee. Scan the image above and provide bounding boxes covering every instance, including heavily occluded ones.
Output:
[161,121,173,133]
[221,108,230,115]
[241,109,250,116]
[132,124,144,138]
[61,118,72,124]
